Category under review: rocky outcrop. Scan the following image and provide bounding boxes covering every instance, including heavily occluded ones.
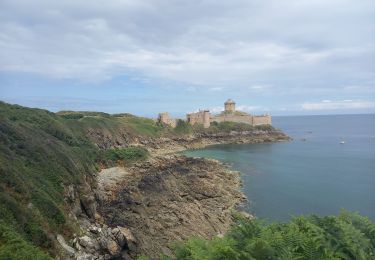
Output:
[59,222,137,260]
[65,129,288,259]
[96,156,245,259]
[86,127,289,155]
[149,130,289,156]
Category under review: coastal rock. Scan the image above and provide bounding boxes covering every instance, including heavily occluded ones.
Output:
[56,234,76,257]
[97,156,244,259]
[77,128,289,259]
[78,236,95,249]
[106,239,121,256]
[85,124,289,155]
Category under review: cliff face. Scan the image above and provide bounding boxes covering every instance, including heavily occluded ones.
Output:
[86,126,289,155]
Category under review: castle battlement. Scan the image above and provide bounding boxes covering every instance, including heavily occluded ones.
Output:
[157,99,271,128]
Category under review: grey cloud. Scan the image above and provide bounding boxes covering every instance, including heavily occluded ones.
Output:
[0,0,374,93]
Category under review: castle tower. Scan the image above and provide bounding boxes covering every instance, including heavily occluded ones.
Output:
[203,110,210,128]
[158,112,170,124]
[158,112,177,127]
[224,99,236,113]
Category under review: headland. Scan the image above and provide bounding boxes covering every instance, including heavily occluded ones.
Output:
[0,101,288,259]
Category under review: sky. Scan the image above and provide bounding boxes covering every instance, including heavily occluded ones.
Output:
[1,0,375,117]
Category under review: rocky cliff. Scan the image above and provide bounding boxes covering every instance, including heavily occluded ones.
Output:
[98,156,245,259]
[67,131,288,259]
[86,127,289,155]
[0,102,288,259]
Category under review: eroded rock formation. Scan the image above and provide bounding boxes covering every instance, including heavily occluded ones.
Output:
[97,156,244,259]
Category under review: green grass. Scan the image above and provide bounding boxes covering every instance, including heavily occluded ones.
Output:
[61,110,164,137]
[174,119,193,135]
[0,221,52,260]
[194,121,275,134]
[99,147,149,167]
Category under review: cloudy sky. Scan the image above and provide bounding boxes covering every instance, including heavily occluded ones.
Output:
[1,0,374,116]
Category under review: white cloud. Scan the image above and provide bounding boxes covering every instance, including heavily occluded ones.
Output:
[302,100,375,110]
[0,0,374,88]
[248,85,271,92]
[343,85,375,93]
[237,105,263,112]
[209,106,224,113]
[209,104,265,114]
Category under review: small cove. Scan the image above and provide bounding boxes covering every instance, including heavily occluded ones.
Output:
[184,114,375,221]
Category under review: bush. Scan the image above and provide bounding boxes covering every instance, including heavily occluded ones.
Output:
[254,124,274,131]
[0,222,52,260]
[174,120,192,135]
[209,121,254,133]
[101,147,149,165]
[167,211,375,260]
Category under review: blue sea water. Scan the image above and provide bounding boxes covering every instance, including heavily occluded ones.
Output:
[184,114,375,221]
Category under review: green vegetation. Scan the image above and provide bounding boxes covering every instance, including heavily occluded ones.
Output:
[254,124,274,131]
[174,119,193,135]
[0,222,52,260]
[99,147,149,166]
[0,103,160,258]
[0,102,186,258]
[61,110,164,137]
[57,110,110,119]
[209,121,255,132]
[196,121,275,134]
[167,211,375,260]
[0,102,100,258]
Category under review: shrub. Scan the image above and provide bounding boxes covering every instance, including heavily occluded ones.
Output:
[174,120,192,135]
[208,121,254,133]
[254,124,274,131]
[0,222,52,260]
[101,147,149,165]
[167,211,375,260]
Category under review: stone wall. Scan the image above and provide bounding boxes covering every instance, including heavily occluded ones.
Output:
[158,112,177,128]
[252,114,271,125]
[211,114,271,126]
[211,114,253,124]
[187,110,210,128]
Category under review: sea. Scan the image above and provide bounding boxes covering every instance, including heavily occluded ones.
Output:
[184,114,375,221]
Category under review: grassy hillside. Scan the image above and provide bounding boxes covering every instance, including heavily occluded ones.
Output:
[0,102,152,258]
[0,102,100,258]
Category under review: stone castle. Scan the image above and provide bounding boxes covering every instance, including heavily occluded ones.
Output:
[158,99,271,128]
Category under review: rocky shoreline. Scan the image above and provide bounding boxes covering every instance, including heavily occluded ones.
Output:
[61,130,289,259]
[86,127,289,155]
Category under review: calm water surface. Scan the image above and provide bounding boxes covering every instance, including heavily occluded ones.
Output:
[184,114,375,221]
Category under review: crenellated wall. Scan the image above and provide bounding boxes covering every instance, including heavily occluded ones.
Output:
[158,99,271,129]
[187,110,210,128]
[211,114,253,124]
[252,114,271,125]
